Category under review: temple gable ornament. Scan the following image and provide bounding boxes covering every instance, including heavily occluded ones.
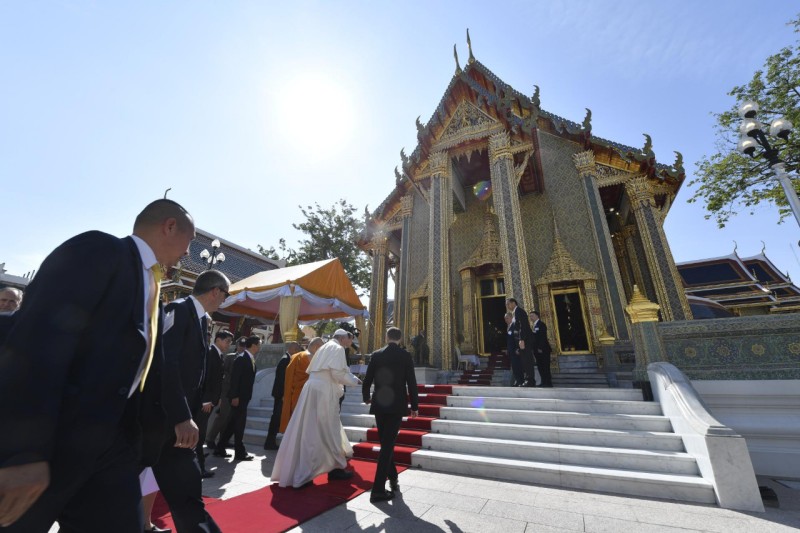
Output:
[434,101,501,151]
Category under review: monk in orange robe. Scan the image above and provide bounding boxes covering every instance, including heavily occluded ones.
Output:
[280,337,324,433]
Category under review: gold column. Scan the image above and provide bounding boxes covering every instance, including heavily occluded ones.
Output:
[489,131,534,311]
[396,195,414,337]
[534,282,559,372]
[366,234,389,352]
[625,176,692,321]
[460,269,476,353]
[428,151,454,369]
[410,298,421,343]
[621,225,647,297]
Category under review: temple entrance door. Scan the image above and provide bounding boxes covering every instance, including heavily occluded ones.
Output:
[476,275,506,355]
[550,286,593,354]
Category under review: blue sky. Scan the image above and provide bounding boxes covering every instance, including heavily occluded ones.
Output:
[2,1,799,286]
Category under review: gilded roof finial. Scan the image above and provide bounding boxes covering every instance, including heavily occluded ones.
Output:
[642,134,654,157]
[163,187,171,199]
[453,44,462,75]
[761,240,767,254]
[582,108,592,132]
[532,85,541,108]
[466,29,475,64]
[732,240,738,255]
[415,115,425,135]
[673,151,684,173]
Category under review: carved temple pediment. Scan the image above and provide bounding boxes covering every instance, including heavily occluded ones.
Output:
[432,100,503,152]
[536,222,596,286]
[459,207,502,271]
[410,277,430,299]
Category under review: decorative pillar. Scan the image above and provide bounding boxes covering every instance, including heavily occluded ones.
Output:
[534,282,559,372]
[625,285,663,391]
[410,298,421,344]
[489,131,534,311]
[396,195,414,338]
[621,224,654,301]
[612,232,634,300]
[366,233,389,352]
[572,150,630,340]
[625,176,692,321]
[428,151,454,369]
[459,269,476,353]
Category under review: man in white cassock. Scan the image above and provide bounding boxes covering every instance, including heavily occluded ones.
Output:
[270,329,362,488]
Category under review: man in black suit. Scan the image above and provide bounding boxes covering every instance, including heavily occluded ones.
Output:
[530,310,553,388]
[0,287,22,346]
[264,342,300,450]
[0,199,195,532]
[215,335,261,461]
[206,337,245,448]
[151,270,230,532]
[504,312,524,387]
[195,330,233,477]
[506,297,537,387]
[362,327,419,503]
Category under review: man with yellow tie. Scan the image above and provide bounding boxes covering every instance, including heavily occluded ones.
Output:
[0,199,195,532]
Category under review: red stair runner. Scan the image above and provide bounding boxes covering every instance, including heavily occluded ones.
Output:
[352,384,453,466]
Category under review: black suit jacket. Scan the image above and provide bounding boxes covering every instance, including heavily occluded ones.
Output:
[0,231,164,471]
[513,305,534,346]
[202,345,224,405]
[160,297,208,427]
[0,312,15,347]
[531,319,552,355]
[272,353,290,399]
[228,352,256,403]
[362,343,419,415]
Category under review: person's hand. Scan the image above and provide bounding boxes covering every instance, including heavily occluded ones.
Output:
[519,340,525,349]
[174,419,199,449]
[201,402,212,413]
[364,399,371,405]
[231,397,240,407]
[409,410,419,418]
[0,461,49,527]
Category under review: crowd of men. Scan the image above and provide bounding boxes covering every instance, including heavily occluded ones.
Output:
[0,198,424,532]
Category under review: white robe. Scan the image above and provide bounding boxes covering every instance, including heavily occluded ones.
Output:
[270,339,360,488]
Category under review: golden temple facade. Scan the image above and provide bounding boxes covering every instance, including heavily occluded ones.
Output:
[359,38,691,370]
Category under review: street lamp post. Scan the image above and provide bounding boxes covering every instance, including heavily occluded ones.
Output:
[736,100,800,229]
[199,238,226,270]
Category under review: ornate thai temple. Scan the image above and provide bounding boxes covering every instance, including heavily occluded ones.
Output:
[359,37,693,369]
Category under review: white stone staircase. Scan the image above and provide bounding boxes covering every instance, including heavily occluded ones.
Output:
[341,386,718,505]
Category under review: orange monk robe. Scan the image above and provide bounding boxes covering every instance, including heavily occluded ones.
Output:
[279,350,311,433]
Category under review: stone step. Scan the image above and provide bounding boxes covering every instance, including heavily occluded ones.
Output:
[450,386,643,401]
[420,433,699,476]
[411,450,715,505]
[444,396,662,416]
[430,419,685,452]
[558,355,599,362]
[438,407,672,432]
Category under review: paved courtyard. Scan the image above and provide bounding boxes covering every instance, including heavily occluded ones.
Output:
[193,444,800,533]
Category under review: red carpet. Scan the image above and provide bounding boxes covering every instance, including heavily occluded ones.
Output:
[152,459,405,533]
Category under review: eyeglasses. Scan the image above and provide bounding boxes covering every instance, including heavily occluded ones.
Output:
[218,287,231,299]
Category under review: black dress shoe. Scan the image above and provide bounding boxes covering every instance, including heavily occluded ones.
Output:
[144,526,171,533]
[328,468,354,480]
[233,454,254,461]
[294,480,314,489]
[213,450,231,458]
[389,478,399,492]
[201,470,215,478]
[370,489,395,503]
[263,441,279,450]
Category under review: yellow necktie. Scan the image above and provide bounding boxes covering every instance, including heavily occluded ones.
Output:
[139,264,162,391]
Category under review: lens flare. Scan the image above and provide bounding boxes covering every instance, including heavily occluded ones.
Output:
[473,181,492,201]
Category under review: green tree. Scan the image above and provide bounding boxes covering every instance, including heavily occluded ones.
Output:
[689,15,800,227]
[259,199,371,294]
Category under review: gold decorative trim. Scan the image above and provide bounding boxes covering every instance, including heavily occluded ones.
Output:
[535,222,595,285]
[400,195,414,218]
[572,150,596,178]
[458,207,502,271]
[595,165,637,188]
[488,131,514,162]
[625,284,660,323]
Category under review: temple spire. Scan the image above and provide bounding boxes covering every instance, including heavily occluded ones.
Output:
[466,29,475,64]
[453,44,462,75]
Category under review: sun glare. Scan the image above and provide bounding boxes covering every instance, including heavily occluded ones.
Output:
[273,72,356,159]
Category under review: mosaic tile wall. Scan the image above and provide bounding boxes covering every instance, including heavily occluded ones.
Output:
[520,132,613,328]
[653,314,800,380]
[407,190,431,297]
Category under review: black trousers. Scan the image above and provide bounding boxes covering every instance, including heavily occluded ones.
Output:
[194,405,212,472]
[520,347,536,382]
[534,349,553,386]
[217,399,250,458]
[265,396,283,444]
[373,413,403,491]
[6,432,142,533]
[152,442,220,533]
